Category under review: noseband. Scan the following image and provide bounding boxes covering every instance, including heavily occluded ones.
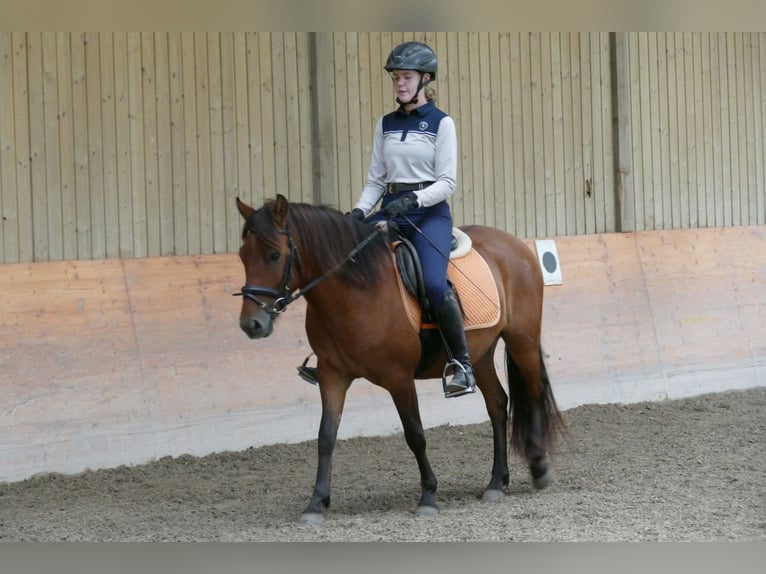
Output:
[233,228,301,318]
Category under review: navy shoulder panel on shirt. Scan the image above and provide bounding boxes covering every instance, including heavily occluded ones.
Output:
[382,104,448,137]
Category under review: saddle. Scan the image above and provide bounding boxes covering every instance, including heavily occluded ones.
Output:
[391,227,501,333]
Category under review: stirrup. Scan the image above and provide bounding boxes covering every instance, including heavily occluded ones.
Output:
[442,360,476,399]
[297,355,319,386]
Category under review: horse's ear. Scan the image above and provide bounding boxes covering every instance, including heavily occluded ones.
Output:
[236,197,254,221]
[272,194,289,228]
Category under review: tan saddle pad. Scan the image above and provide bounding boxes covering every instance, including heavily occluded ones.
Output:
[393,246,501,333]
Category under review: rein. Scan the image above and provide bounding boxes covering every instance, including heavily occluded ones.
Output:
[233,224,382,317]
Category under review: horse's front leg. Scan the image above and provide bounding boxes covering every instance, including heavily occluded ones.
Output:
[389,379,439,516]
[300,372,350,526]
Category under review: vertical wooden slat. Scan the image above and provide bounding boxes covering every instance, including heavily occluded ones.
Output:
[734,33,749,225]
[529,32,546,235]
[220,32,239,253]
[127,32,146,257]
[0,34,18,262]
[540,32,555,235]
[718,33,733,226]
[154,32,174,256]
[344,32,362,211]
[742,33,757,224]
[294,33,313,207]
[709,33,724,227]
[683,32,702,227]
[665,33,681,229]
[232,32,250,213]
[550,33,567,236]
[692,33,707,227]
[581,33,596,234]
[647,32,661,230]
[84,32,105,259]
[358,32,377,208]
[657,33,672,230]
[559,34,576,235]
[70,33,90,259]
[599,33,615,234]
[456,32,472,226]
[206,32,226,254]
[245,33,265,207]
[757,33,766,224]
[675,33,689,228]
[475,32,491,227]
[99,32,119,259]
[726,33,741,226]
[14,33,33,261]
[257,33,276,203]
[700,33,717,227]
[277,32,300,205]
[445,32,463,221]
[497,33,515,234]
[27,33,48,261]
[185,34,202,250]
[168,32,187,255]
[194,33,212,254]
[113,32,133,257]
[570,33,586,235]
[41,33,64,261]
[330,33,349,209]
[592,33,609,234]
[488,33,505,232]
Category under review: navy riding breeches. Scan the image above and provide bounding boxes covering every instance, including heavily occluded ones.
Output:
[372,196,453,307]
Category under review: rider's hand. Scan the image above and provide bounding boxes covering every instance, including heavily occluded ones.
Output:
[383,193,418,219]
[346,208,365,222]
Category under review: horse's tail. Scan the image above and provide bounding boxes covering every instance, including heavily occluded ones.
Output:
[506,346,567,458]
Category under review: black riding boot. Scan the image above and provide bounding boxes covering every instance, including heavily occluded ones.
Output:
[433,289,477,398]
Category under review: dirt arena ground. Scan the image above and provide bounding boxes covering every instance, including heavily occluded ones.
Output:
[1,386,763,542]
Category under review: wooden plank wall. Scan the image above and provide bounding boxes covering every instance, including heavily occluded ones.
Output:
[0,32,314,264]
[1,33,764,264]
[621,32,766,231]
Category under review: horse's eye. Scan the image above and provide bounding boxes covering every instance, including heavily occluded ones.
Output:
[268,251,281,262]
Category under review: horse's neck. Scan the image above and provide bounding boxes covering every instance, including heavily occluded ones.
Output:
[301,261,397,314]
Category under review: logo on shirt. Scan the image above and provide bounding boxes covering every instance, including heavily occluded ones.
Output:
[419,121,429,131]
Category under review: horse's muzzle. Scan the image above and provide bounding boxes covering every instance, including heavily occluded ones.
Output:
[239,311,274,339]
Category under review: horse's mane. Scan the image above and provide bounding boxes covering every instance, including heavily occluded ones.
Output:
[243,200,391,288]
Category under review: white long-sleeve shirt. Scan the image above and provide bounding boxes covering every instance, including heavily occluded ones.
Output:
[354,101,458,215]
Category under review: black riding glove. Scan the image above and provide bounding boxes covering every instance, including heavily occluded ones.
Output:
[346,208,365,221]
[383,192,418,218]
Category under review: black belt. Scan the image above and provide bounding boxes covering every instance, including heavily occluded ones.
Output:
[386,181,434,194]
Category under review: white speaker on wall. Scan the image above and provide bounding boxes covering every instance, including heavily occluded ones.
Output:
[534,239,563,286]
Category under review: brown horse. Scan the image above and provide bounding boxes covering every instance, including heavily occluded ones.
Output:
[235,194,566,525]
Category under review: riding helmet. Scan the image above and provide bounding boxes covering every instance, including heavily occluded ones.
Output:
[384,41,437,80]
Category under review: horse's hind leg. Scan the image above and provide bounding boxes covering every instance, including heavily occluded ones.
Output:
[389,382,439,516]
[473,350,509,502]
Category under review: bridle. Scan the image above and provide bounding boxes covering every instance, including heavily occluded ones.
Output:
[233,224,381,318]
[233,228,301,319]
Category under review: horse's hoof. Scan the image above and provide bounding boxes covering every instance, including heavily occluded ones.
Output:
[482,489,505,503]
[414,505,439,517]
[299,512,325,526]
[532,466,554,490]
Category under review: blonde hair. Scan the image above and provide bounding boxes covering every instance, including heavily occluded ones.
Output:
[424,84,436,102]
